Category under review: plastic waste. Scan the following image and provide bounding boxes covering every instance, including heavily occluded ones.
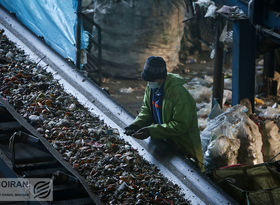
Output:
[120,87,134,94]
[197,105,211,118]
[264,120,280,161]
[185,84,212,103]
[204,135,240,171]
[272,103,278,109]
[223,90,232,105]
[198,118,208,131]
[194,0,214,8]
[258,107,280,119]
[202,105,264,172]
[237,117,263,165]
[224,78,232,90]
[210,48,215,59]
[204,75,213,85]
[201,105,247,154]
[208,98,222,120]
[216,5,246,19]
[204,4,217,18]
[219,22,233,44]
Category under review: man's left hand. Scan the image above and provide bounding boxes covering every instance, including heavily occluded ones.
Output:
[132,127,150,140]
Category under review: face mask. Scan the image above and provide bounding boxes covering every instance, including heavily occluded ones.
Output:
[148,81,160,89]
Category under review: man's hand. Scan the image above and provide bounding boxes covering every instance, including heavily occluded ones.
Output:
[124,124,139,136]
[132,127,150,140]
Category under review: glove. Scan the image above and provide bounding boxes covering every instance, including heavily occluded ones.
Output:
[132,127,150,140]
[124,124,139,135]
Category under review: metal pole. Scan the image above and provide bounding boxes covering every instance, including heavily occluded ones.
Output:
[232,19,256,111]
[212,18,224,108]
[76,0,82,70]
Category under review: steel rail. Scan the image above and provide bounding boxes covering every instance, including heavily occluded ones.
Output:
[0,6,237,205]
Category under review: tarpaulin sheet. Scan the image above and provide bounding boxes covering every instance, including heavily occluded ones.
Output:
[0,0,86,63]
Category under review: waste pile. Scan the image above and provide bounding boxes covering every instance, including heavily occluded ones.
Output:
[184,75,213,130]
[0,30,189,204]
[202,102,280,172]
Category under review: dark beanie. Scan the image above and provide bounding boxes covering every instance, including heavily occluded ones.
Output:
[141,56,167,81]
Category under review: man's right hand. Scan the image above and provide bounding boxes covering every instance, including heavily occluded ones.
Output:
[124,124,139,135]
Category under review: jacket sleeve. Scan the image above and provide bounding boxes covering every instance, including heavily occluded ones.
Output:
[131,87,153,128]
[148,88,195,139]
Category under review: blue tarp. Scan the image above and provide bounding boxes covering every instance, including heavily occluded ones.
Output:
[0,0,86,64]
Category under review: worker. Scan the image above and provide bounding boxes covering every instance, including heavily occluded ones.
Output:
[124,56,203,170]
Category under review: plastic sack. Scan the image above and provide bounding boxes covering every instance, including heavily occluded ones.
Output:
[201,105,247,154]
[91,0,186,78]
[237,116,263,165]
[202,105,264,172]
[205,135,240,170]
[264,120,280,161]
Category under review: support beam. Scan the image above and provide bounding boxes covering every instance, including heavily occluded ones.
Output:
[212,19,224,108]
[232,19,256,109]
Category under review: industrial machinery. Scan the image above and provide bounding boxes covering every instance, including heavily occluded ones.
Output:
[212,0,280,110]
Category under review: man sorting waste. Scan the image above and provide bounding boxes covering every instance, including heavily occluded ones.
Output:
[124,56,203,170]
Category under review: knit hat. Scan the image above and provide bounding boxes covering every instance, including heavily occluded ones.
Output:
[141,56,167,81]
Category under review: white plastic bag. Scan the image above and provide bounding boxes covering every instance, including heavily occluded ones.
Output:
[258,107,280,119]
[202,105,264,171]
[204,4,217,18]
